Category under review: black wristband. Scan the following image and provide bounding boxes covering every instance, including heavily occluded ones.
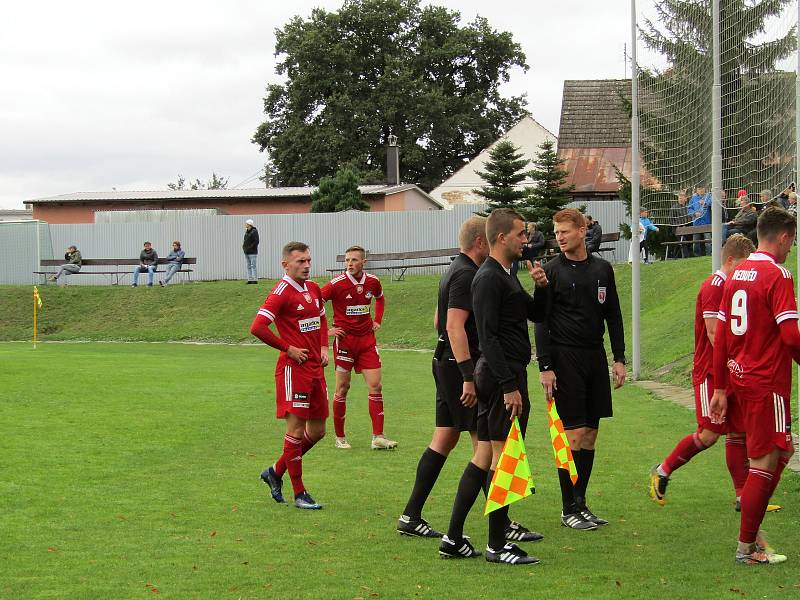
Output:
[537,357,553,372]
[457,359,475,382]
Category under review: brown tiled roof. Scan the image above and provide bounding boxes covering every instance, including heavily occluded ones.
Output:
[558,79,631,148]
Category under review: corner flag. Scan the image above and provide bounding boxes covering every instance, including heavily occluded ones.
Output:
[484,417,534,515]
[547,400,578,484]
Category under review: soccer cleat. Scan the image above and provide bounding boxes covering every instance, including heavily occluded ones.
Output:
[560,510,598,530]
[735,546,787,565]
[159,281,164,287]
[485,543,540,565]
[439,535,482,559]
[334,436,352,449]
[578,506,609,526]
[649,464,669,506]
[260,466,286,504]
[505,521,544,542]
[756,530,777,555]
[396,515,442,538]
[371,434,398,450]
[735,499,782,513]
[294,491,323,509]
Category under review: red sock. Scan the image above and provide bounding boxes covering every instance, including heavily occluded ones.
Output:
[274,432,318,477]
[725,437,748,497]
[661,432,707,475]
[368,394,384,436]
[333,394,347,437]
[770,455,789,497]
[739,468,774,544]
[282,434,305,496]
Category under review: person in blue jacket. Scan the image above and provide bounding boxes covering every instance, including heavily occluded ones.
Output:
[639,209,659,264]
[688,183,712,256]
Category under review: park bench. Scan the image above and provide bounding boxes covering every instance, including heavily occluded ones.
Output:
[661,225,712,260]
[327,248,459,281]
[36,257,197,285]
[531,232,622,261]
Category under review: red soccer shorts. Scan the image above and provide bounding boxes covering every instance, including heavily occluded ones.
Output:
[333,331,381,373]
[274,359,329,420]
[734,385,792,458]
[694,376,743,434]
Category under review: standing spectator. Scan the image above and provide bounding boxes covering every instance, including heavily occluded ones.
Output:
[688,184,712,256]
[669,191,691,258]
[50,245,82,285]
[585,216,603,254]
[725,192,757,240]
[159,241,185,286]
[639,209,659,264]
[787,192,797,217]
[243,219,259,284]
[132,242,158,287]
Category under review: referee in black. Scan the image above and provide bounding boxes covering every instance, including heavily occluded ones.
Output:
[472,208,548,565]
[534,208,625,531]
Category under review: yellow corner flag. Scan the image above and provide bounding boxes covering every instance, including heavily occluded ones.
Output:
[547,399,578,484]
[484,417,534,515]
[33,286,43,348]
[34,286,42,308]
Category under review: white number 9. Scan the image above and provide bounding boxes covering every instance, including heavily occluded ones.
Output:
[730,289,748,335]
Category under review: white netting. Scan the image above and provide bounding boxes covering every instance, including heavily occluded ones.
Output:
[636,0,798,226]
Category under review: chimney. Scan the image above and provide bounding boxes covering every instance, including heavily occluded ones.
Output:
[386,135,400,186]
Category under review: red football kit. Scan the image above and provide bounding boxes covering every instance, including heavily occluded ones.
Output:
[715,252,799,457]
[251,275,329,420]
[321,271,385,373]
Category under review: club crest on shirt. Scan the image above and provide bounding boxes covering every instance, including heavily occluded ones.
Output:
[356,285,363,294]
[597,286,607,304]
[303,292,312,303]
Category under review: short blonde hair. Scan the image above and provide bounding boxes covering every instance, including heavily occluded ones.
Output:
[458,216,487,251]
[282,241,309,258]
[721,234,754,261]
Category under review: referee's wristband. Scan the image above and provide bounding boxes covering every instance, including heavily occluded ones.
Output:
[457,359,475,382]
[537,358,553,372]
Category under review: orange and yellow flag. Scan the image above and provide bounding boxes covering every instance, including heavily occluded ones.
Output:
[547,399,577,484]
[33,286,42,308]
[484,417,534,515]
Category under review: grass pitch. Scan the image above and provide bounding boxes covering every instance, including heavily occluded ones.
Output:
[3,342,800,599]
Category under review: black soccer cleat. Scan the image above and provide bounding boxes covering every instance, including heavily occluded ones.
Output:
[439,535,482,559]
[485,543,540,565]
[575,500,609,526]
[260,466,286,504]
[396,515,442,538]
[294,490,323,510]
[505,520,544,542]
[560,510,598,530]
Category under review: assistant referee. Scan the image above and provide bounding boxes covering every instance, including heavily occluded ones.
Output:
[534,208,626,531]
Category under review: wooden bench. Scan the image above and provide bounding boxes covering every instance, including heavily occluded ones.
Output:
[662,225,712,260]
[35,258,197,285]
[530,232,622,262]
[327,248,459,281]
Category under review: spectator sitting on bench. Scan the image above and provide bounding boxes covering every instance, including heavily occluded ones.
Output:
[50,245,82,285]
[669,190,691,258]
[725,191,757,240]
[132,241,158,287]
[515,222,546,274]
[688,183,711,256]
[585,215,603,254]
[159,240,185,286]
[639,208,659,264]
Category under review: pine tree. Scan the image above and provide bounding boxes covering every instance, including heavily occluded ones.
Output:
[310,167,369,213]
[523,140,574,238]
[473,140,531,212]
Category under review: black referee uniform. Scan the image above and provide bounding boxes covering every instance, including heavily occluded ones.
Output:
[533,253,625,429]
[472,256,545,441]
[433,253,481,431]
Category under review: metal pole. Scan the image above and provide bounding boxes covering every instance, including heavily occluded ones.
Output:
[631,0,641,381]
[795,0,799,454]
[711,0,722,273]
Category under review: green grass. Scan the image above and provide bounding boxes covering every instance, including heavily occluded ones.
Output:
[3,342,800,598]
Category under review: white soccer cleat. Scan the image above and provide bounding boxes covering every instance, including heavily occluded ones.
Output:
[371,434,398,450]
[334,436,351,449]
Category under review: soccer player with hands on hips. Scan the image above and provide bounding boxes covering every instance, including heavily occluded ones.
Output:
[251,242,330,510]
[321,246,397,450]
[710,207,800,566]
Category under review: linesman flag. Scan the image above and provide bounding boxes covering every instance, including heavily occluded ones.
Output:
[547,399,578,484]
[33,286,43,308]
[484,417,534,515]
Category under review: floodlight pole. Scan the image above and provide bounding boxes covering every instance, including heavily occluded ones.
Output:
[630,0,641,381]
[711,0,722,273]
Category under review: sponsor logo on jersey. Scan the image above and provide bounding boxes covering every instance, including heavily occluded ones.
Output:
[356,285,363,294]
[346,304,370,316]
[296,304,305,311]
[727,358,744,378]
[345,294,352,299]
[303,292,312,303]
[298,316,321,333]
[732,269,757,281]
[365,291,372,299]
[597,286,606,304]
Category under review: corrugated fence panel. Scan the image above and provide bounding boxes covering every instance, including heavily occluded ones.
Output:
[0,221,52,285]
[569,200,629,264]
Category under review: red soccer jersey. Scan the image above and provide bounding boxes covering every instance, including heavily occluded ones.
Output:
[717,252,799,392]
[692,269,726,385]
[256,275,326,373]
[321,271,383,336]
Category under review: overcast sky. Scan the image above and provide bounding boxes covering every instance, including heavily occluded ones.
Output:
[1,0,666,209]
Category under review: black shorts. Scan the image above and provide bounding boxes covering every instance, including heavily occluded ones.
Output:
[551,345,612,429]
[475,358,530,442]
[433,357,477,432]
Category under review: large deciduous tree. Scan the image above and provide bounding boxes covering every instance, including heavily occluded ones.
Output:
[253,0,528,191]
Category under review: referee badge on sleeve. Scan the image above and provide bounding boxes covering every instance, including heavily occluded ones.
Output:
[597,286,607,304]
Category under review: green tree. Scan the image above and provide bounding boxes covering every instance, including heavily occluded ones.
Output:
[253,0,528,191]
[523,139,574,238]
[310,167,369,213]
[637,0,795,205]
[167,173,229,190]
[473,140,531,212]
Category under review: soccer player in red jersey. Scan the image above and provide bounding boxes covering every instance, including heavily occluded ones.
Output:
[711,207,800,565]
[649,235,754,506]
[321,246,397,450]
[251,242,329,510]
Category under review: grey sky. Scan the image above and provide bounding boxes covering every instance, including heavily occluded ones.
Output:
[1,0,661,209]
